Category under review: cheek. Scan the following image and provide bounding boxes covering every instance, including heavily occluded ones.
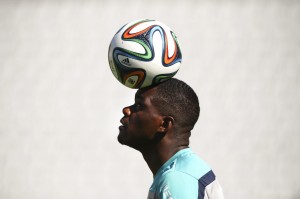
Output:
[131,116,148,133]
[135,115,159,137]
[136,113,152,126]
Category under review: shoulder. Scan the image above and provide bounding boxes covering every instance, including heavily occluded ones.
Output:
[156,150,211,199]
[173,149,212,179]
[150,149,224,199]
[156,170,224,199]
[157,170,199,199]
[158,149,213,184]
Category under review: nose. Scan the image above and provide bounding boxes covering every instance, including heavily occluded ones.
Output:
[123,106,131,116]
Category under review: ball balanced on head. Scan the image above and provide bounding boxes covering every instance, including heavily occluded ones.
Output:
[108,19,182,89]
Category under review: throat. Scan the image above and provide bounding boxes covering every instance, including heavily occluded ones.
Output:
[141,145,188,176]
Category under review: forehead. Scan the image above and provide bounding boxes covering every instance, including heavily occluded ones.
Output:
[135,86,157,101]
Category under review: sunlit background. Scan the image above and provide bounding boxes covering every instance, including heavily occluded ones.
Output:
[0,0,299,198]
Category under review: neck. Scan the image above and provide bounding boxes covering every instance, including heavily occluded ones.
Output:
[139,128,191,176]
[141,143,189,176]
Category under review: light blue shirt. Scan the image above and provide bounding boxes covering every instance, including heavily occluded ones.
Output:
[147,148,224,199]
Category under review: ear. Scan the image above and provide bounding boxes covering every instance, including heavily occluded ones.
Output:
[157,116,174,133]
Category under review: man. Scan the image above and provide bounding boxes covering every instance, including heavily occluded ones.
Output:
[118,78,224,199]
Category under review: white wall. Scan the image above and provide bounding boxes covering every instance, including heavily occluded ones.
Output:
[0,0,299,198]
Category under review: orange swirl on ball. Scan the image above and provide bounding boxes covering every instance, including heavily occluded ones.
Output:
[163,33,178,65]
[123,21,155,39]
[123,70,145,88]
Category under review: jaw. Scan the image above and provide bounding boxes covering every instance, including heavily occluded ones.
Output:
[117,131,156,152]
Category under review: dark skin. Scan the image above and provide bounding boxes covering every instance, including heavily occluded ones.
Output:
[118,86,191,175]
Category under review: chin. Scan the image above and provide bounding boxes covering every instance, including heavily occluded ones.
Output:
[117,135,141,151]
[117,133,132,147]
[117,133,126,145]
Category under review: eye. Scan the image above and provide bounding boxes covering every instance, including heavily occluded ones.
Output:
[135,103,144,111]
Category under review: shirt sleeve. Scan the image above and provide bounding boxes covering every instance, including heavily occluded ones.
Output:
[204,179,224,199]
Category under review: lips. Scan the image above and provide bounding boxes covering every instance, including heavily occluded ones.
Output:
[119,118,127,130]
[120,118,126,126]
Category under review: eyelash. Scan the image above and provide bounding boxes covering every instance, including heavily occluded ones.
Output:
[135,103,144,110]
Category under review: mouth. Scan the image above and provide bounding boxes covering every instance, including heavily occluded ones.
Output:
[119,118,127,130]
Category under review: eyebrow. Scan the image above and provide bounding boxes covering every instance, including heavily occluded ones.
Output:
[135,89,145,99]
[135,93,144,101]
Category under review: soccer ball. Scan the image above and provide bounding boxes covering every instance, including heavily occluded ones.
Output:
[108,19,182,89]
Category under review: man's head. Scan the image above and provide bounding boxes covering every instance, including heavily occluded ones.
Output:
[150,78,200,131]
[118,78,200,151]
